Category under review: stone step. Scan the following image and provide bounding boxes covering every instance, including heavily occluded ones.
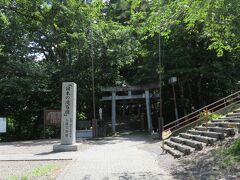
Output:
[217,117,240,121]
[178,136,206,146]
[216,118,227,120]
[188,130,225,140]
[233,109,240,113]
[165,108,240,158]
[163,144,183,158]
[179,133,215,145]
[202,122,240,129]
[223,119,240,123]
[225,116,240,119]
[170,137,203,150]
[227,113,240,117]
[210,120,225,123]
[165,140,194,155]
[195,126,235,137]
[210,118,240,124]
[226,116,240,119]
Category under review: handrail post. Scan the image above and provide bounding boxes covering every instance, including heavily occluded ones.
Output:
[205,107,209,128]
[159,117,163,140]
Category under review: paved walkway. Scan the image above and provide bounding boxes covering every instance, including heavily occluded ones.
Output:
[0,133,176,179]
[57,133,174,180]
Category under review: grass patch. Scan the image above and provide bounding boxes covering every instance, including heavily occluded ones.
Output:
[224,139,240,159]
[7,164,58,180]
[214,139,240,169]
[209,113,224,121]
[8,176,18,180]
[8,175,28,180]
[21,176,28,180]
[31,164,58,177]
[199,112,224,122]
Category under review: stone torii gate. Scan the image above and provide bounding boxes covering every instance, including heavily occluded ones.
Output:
[101,83,160,133]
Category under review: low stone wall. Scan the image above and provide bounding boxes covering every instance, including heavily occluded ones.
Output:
[76,130,92,138]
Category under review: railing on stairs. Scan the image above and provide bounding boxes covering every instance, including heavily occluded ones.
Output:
[164,91,240,133]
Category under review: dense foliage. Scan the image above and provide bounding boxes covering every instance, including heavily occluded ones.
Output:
[0,0,239,140]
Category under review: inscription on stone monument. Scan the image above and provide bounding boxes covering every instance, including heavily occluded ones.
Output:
[61,82,77,145]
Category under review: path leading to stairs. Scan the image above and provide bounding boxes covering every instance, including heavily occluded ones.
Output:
[57,132,175,180]
[0,132,176,179]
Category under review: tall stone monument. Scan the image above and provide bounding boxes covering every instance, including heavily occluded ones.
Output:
[53,82,78,151]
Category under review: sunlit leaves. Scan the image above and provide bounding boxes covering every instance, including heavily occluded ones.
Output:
[128,0,240,56]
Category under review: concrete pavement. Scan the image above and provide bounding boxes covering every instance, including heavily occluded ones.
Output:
[57,133,174,180]
[0,132,176,179]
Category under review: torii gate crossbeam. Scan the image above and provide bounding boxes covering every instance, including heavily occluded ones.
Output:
[101,83,161,133]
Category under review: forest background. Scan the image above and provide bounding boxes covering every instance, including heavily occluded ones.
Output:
[0,0,239,140]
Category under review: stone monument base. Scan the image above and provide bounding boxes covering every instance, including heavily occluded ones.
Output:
[53,143,79,152]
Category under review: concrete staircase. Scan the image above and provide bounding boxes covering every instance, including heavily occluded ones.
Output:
[164,108,240,158]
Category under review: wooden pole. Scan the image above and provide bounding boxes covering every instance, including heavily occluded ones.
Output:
[172,83,179,120]
[111,91,116,132]
[145,90,153,133]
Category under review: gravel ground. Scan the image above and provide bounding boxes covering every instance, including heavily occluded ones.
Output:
[0,139,59,155]
[0,160,70,180]
[0,139,73,180]
[0,139,90,156]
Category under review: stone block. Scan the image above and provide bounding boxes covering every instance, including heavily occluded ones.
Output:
[53,143,79,152]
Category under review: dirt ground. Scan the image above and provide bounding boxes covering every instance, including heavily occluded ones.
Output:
[170,136,240,180]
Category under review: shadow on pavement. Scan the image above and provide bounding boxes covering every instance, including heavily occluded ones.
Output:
[78,130,160,146]
[35,151,63,156]
[0,139,60,147]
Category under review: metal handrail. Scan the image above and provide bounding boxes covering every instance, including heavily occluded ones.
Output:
[208,95,239,112]
[164,91,240,132]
